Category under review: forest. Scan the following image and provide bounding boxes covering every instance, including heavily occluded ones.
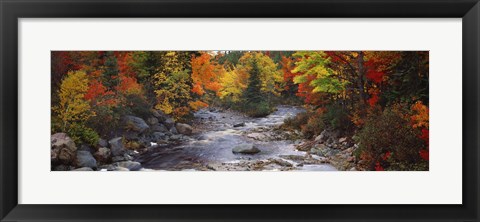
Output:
[51,51,429,171]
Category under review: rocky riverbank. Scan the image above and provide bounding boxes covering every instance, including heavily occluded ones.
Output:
[51,105,361,171]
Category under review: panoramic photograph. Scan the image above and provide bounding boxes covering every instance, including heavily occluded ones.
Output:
[51,51,429,171]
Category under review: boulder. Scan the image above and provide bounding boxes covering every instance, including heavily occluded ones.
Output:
[163,118,175,129]
[98,139,108,148]
[232,144,261,154]
[233,122,245,127]
[339,137,347,143]
[109,137,126,156]
[146,117,159,126]
[94,147,111,163]
[151,109,167,122]
[76,150,97,168]
[152,123,168,132]
[73,167,94,171]
[123,115,149,133]
[169,127,178,134]
[152,132,166,141]
[176,123,193,135]
[51,133,77,165]
[116,161,142,171]
[78,144,95,154]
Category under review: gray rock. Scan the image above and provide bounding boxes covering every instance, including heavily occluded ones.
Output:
[169,126,178,134]
[76,150,97,168]
[94,147,111,163]
[232,144,261,154]
[176,123,193,135]
[116,161,142,171]
[152,132,166,141]
[51,133,77,165]
[53,164,74,171]
[98,139,108,148]
[78,144,95,153]
[123,115,149,133]
[147,117,159,126]
[73,167,94,171]
[109,137,126,156]
[112,156,126,162]
[164,118,175,129]
[152,124,168,132]
[151,109,167,122]
[233,122,245,127]
[114,167,130,171]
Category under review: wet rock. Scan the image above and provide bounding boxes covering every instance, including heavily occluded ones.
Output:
[51,133,77,165]
[233,122,245,127]
[73,167,94,171]
[109,137,126,156]
[116,161,142,171]
[124,115,149,133]
[246,133,266,141]
[232,144,261,154]
[147,117,159,126]
[272,159,293,167]
[94,147,111,163]
[76,150,97,168]
[176,123,193,135]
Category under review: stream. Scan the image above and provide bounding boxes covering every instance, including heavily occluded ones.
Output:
[135,105,337,171]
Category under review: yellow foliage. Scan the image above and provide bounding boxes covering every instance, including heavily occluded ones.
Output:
[236,52,283,96]
[54,70,94,131]
[411,101,429,129]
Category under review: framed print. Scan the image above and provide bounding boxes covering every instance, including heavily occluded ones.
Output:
[1,0,479,221]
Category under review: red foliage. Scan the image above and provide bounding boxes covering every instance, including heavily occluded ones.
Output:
[368,93,379,107]
[420,128,429,147]
[382,151,391,161]
[419,149,429,161]
[375,162,384,171]
[85,79,109,101]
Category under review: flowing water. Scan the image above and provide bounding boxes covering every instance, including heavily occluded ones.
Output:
[136,105,337,171]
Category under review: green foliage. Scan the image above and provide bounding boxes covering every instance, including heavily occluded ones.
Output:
[243,101,273,118]
[103,51,120,89]
[67,123,100,147]
[323,104,351,130]
[356,108,424,170]
[88,105,121,138]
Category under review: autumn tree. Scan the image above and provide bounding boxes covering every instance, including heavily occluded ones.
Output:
[53,70,98,145]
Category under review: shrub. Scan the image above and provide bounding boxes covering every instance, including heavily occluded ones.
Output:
[356,108,424,170]
[88,105,121,138]
[301,114,325,139]
[323,104,351,130]
[123,94,152,119]
[283,111,309,130]
[244,101,273,117]
[67,123,99,147]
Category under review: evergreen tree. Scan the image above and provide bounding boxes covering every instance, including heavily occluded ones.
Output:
[103,51,119,89]
[243,58,264,104]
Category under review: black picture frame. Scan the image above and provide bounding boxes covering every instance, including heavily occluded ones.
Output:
[1,0,479,221]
